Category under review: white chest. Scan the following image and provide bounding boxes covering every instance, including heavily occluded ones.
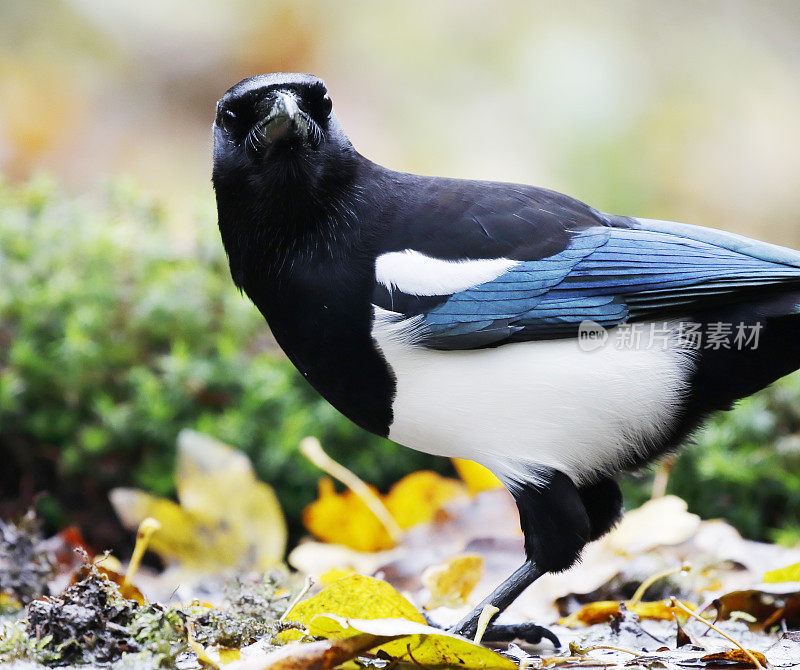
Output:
[371,310,693,486]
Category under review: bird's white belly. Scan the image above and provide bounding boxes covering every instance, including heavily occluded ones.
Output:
[372,312,693,486]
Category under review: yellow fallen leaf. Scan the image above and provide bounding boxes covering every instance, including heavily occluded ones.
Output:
[561,600,695,626]
[282,574,425,640]
[318,567,356,586]
[92,554,123,573]
[280,573,427,661]
[763,561,800,584]
[384,470,466,529]
[0,593,21,613]
[302,478,394,552]
[109,490,211,567]
[452,459,503,494]
[110,430,286,572]
[422,554,484,609]
[311,614,518,669]
[176,430,286,566]
[217,647,241,664]
[300,437,402,542]
[302,471,465,552]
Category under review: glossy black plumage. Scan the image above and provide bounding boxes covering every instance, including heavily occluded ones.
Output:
[213,73,800,644]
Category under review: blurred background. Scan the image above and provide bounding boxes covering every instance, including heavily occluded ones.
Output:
[2,0,800,553]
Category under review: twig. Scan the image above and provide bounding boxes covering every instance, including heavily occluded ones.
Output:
[405,643,426,668]
[572,643,641,656]
[628,564,690,607]
[280,575,314,623]
[543,657,615,667]
[650,456,675,498]
[122,517,161,590]
[473,604,499,644]
[300,436,403,541]
[669,597,764,670]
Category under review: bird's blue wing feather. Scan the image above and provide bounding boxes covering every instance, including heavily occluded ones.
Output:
[415,225,800,349]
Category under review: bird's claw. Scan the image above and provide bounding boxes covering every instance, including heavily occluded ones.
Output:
[476,622,561,647]
[439,619,560,648]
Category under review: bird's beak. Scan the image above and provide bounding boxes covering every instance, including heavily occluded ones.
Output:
[260,91,309,144]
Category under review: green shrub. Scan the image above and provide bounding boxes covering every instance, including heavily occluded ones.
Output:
[0,177,441,549]
[667,373,800,545]
[1,176,799,549]
[619,371,800,545]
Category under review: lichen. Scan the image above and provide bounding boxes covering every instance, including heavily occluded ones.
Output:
[24,564,139,666]
[0,512,55,606]
[191,572,292,650]
[1,544,298,669]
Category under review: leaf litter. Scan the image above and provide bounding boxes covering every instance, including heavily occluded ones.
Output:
[2,433,800,669]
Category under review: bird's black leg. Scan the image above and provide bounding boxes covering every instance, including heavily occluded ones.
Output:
[449,469,622,647]
[450,559,557,644]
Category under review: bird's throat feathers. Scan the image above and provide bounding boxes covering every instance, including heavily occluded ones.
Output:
[214,152,365,288]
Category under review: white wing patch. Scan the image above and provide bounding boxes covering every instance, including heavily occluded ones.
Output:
[375,249,518,296]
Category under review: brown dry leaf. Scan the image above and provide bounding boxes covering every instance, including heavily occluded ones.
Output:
[716,583,800,628]
[562,599,693,626]
[697,649,767,668]
[422,554,484,609]
[110,430,286,572]
[675,616,692,647]
[302,471,466,552]
[452,459,504,495]
[311,614,518,669]
[223,634,384,670]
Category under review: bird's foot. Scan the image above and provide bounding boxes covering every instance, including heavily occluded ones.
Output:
[432,559,560,647]
[425,614,560,648]
[468,621,561,647]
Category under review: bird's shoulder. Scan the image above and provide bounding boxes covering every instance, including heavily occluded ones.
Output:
[369,169,610,262]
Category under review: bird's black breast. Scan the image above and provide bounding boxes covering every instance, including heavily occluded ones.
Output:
[241,255,396,437]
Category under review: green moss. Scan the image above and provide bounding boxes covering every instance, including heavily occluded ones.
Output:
[0,177,446,548]
[3,176,800,545]
[124,606,188,668]
[1,557,298,668]
[191,572,293,650]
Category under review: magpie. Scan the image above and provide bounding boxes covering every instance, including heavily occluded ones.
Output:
[212,73,800,645]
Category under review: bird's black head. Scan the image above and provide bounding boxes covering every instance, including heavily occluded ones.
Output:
[212,73,356,200]
[212,74,365,286]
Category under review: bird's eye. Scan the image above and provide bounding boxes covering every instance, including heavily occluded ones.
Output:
[217,108,237,132]
[320,93,332,117]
